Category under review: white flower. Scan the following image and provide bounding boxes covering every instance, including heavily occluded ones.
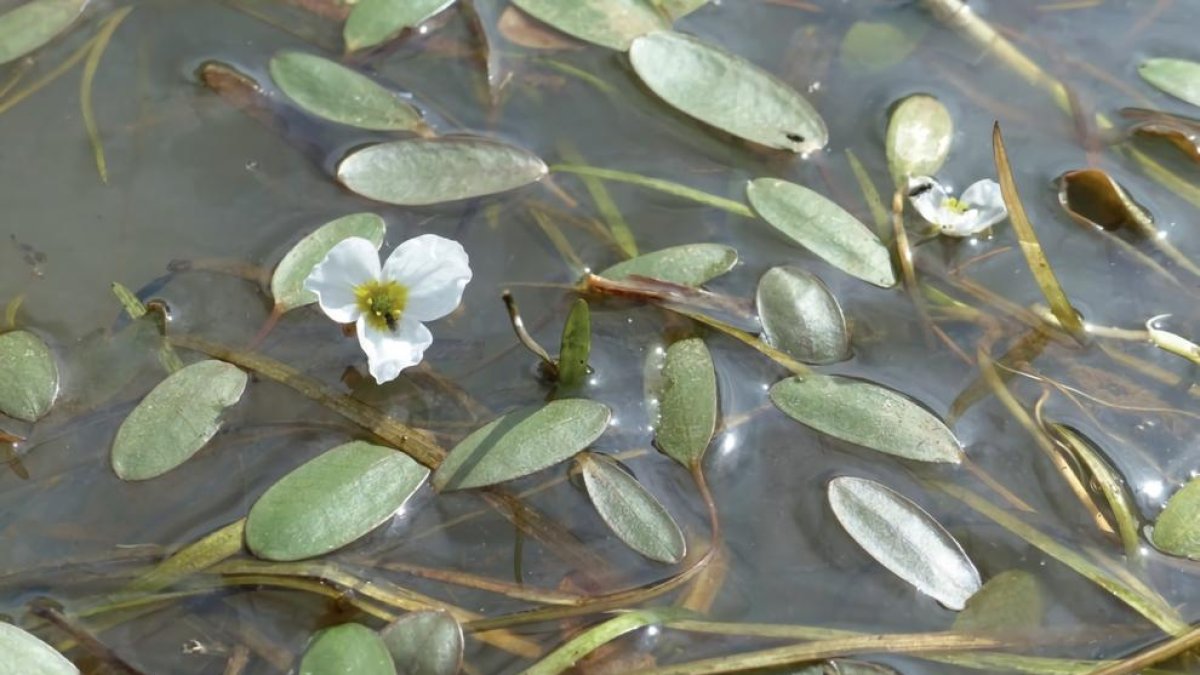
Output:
[908,175,1008,237]
[304,234,471,384]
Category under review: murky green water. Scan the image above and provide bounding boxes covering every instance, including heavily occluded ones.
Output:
[3,0,1200,673]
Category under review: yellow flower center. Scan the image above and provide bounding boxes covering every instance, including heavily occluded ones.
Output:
[943,196,970,214]
[355,279,408,331]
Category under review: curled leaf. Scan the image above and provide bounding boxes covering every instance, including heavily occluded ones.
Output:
[886,94,953,186]
[0,329,59,422]
[655,337,717,469]
[599,243,737,287]
[1122,107,1200,163]
[380,610,464,675]
[580,452,686,563]
[512,0,667,51]
[1056,168,1155,235]
[755,266,849,365]
[271,213,386,312]
[269,51,425,132]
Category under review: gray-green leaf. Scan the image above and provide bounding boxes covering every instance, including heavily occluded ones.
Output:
[769,374,961,463]
[828,476,981,610]
[599,243,737,286]
[1150,477,1200,559]
[433,399,611,491]
[840,21,922,74]
[580,452,686,563]
[0,623,78,675]
[629,31,827,153]
[886,94,953,186]
[110,360,247,480]
[300,624,394,675]
[557,299,591,390]
[512,0,667,51]
[271,213,386,312]
[344,0,454,53]
[246,441,428,561]
[338,138,547,205]
[0,330,59,422]
[747,178,896,288]
[0,0,87,65]
[380,611,463,675]
[655,337,716,468]
[1139,58,1200,109]
[756,266,849,365]
[269,51,425,132]
[953,569,1044,634]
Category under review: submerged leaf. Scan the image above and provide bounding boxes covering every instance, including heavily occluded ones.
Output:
[599,243,737,287]
[246,441,428,561]
[380,610,464,675]
[110,360,247,480]
[953,569,1044,634]
[433,399,611,491]
[653,0,707,20]
[1139,58,1200,109]
[344,0,454,53]
[770,374,961,463]
[0,622,78,675]
[512,0,667,51]
[0,330,59,422]
[271,213,386,312]
[1047,423,1141,559]
[828,476,981,610]
[655,337,717,469]
[840,21,921,74]
[580,452,686,563]
[338,138,547,205]
[557,299,591,389]
[746,178,895,287]
[629,31,827,153]
[756,266,849,365]
[0,0,87,65]
[886,94,953,186]
[269,51,425,132]
[1150,477,1200,559]
[300,623,394,675]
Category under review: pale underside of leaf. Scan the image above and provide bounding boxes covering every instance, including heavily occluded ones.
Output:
[886,94,953,186]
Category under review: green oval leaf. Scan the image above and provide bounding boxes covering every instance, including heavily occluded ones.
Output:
[829,476,981,610]
[769,374,961,463]
[344,0,454,53]
[1139,58,1200,109]
[110,360,247,481]
[840,21,922,74]
[599,243,737,287]
[1150,477,1200,559]
[580,452,686,563]
[338,138,547,205]
[556,299,591,390]
[512,0,667,51]
[381,610,464,675]
[0,330,59,422]
[886,94,953,186]
[300,623,394,675]
[433,399,611,491]
[655,337,716,469]
[269,51,425,132]
[756,266,849,365]
[271,213,386,312]
[246,441,428,561]
[747,178,896,288]
[0,0,87,65]
[953,569,1044,634]
[0,623,78,675]
[629,31,827,153]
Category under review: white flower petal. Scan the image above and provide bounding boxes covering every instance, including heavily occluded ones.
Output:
[356,314,432,384]
[962,179,1007,230]
[382,234,472,322]
[303,237,382,323]
[908,176,951,226]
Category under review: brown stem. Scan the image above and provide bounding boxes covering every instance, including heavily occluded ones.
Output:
[30,600,147,675]
[1089,624,1200,675]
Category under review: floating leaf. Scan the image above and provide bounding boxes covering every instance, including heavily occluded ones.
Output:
[953,570,1044,634]
[1150,477,1200,559]
[344,0,454,53]
[1138,58,1200,109]
[338,138,547,205]
[770,374,961,463]
[110,360,247,481]
[655,337,716,469]
[556,299,591,389]
[433,399,610,491]
[380,610,463,675]
[0,622,78,675]
[629,31,827,153]
[886,94,953,186]
[653,0,707,20]
[269,51,425,132]
[755,266,849,365]
[512,0,667,51]
[246,441,428,561]
[0,330,59,422]
[828,476,981,610]
[599,243,737,287]
[0,0,87,65]
[579,452,686,563]
[840,21,921,74]
[746,178,895,288]
[1122,107,1200,163]
[300,623,394,675]
[1056,169,1155,234]
[271,213,386,312]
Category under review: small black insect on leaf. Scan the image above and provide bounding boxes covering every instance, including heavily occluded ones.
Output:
[785,132,806,143]
[908,181,934,198]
